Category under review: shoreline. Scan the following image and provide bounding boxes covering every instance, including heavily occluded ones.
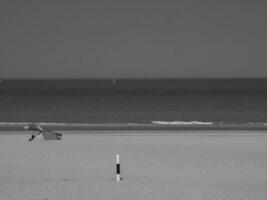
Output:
[1,123,267,131]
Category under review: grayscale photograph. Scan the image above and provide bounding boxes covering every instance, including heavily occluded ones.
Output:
[0,1,267,199]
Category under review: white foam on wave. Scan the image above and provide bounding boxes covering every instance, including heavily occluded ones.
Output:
[152,121,214,125]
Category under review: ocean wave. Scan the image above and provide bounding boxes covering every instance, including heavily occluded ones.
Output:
[0,122,144,126]
[152,121,215,125]
[1,121,267,126]
[0,122,92,126]
[0,121,215,126]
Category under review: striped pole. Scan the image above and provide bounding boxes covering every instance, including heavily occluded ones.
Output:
[116,154,121,182]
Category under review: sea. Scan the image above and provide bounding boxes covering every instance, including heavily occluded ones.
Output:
[1,79,267,127]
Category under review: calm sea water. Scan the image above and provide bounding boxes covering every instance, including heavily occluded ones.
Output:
[1,79,267,124]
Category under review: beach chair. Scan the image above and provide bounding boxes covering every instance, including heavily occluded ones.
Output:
[24,123,62,141]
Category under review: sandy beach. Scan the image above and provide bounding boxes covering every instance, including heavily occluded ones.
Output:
[1,131,267,200]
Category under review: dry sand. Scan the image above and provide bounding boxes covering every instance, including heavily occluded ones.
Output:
[0,131,267,200]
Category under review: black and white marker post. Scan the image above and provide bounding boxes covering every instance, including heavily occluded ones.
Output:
[116,154,121,182]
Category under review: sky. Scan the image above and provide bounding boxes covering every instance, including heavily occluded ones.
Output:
[0,0,267,79]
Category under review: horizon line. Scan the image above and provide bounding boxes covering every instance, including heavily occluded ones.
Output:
[1,77,267,80]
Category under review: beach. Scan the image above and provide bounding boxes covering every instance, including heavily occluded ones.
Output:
[0,131,267,200]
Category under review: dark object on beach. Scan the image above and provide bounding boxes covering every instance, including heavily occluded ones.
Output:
[42,130,62,140]
[28,134,35,141]
[24,123,62,141]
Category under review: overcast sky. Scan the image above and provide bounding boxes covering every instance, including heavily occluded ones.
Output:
[1,0,267,79]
